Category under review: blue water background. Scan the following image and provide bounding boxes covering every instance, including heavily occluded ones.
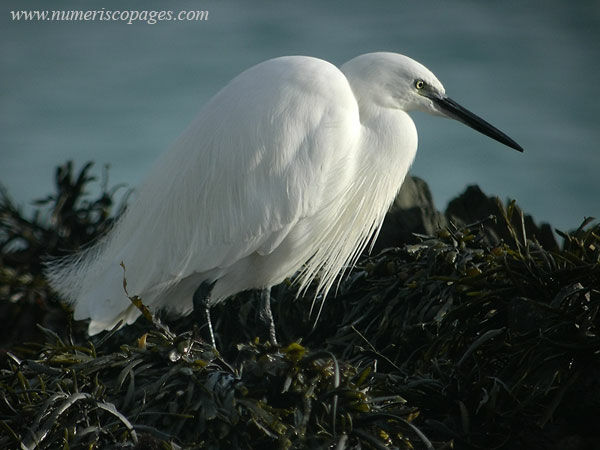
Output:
[1,0,599,231]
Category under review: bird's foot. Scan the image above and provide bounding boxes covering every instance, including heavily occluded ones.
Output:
[193,281,217,348]
[259,287,278,346]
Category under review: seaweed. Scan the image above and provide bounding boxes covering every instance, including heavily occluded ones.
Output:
[0,162,129,349]
[1,162,599,449]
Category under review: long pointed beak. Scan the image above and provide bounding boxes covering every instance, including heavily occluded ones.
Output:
[432,96,524,152]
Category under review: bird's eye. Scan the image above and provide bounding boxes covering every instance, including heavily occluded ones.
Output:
[415,80,425,90]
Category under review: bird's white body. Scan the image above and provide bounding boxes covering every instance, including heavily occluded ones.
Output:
[46,53,520,335]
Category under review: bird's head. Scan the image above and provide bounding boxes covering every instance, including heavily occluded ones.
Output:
[341,52,523,152]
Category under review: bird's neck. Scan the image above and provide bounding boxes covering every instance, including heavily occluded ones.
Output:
[359,106,418,168]
[354,105,418,210]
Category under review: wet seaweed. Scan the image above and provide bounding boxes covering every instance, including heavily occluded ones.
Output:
[1,162,599,449]
[0,162,128,348]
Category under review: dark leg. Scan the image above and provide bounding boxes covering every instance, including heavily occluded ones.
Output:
[259,287,278,346]
[193,281,217,348]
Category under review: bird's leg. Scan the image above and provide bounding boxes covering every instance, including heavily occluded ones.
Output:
[259,287,278,346]
[193,281,217,348]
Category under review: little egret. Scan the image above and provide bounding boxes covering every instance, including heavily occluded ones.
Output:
[46,52,523,342]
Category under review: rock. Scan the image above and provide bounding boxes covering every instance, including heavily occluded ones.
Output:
[446,185,558,250]
[374,179,558,251]
[373,175,448,250]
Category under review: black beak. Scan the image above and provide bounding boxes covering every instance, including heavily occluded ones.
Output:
[433,96,524,152]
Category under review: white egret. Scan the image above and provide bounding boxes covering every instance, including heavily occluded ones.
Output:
[46,52,523,343]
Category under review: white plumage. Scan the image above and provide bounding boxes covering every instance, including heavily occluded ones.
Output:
[46,52,522,335]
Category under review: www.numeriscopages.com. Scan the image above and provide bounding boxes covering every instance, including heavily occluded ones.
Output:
[10,8,209,24]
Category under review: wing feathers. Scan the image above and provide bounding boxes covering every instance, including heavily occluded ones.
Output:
[46,56,362,330]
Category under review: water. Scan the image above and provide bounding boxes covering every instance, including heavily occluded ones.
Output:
[1,0,599,231]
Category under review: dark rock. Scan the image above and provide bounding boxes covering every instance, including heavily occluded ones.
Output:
[375,179,558,251]
[373,175,448,250]
[446,185,558,250]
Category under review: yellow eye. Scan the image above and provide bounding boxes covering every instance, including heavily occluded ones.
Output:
[415,80,425,90]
